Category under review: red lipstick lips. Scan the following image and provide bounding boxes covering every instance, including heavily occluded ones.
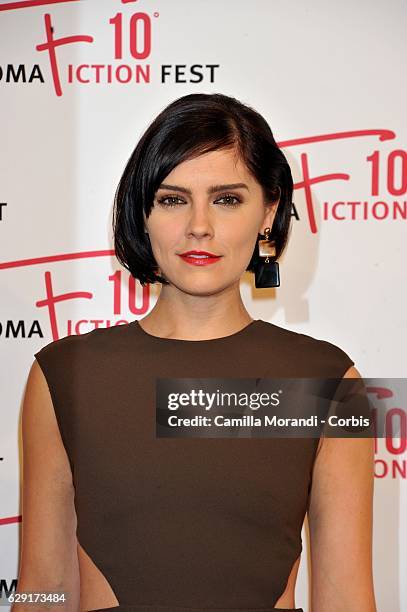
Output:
[177,250,222,266]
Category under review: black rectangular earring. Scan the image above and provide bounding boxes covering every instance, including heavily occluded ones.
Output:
[254,227,280,288]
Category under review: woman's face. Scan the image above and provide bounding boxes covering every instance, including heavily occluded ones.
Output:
[144,147,279,294]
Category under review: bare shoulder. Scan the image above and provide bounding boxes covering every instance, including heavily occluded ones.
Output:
[342,364,363,379]
[307,363,376,609]
[14,360,80,608]
[23,358,73,484]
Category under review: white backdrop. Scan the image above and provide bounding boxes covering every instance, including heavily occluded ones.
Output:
[1,0,406,610]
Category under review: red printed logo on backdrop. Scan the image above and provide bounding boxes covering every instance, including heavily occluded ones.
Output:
[369,384,407,480]
[0,0,219,94]
[280,129,406,232]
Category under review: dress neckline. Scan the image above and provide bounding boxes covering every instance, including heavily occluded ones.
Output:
[131,318,262,343]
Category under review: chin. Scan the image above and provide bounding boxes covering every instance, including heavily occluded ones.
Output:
[172,277,229,296]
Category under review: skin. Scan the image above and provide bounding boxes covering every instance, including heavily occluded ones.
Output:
[14,147,376,611]
[307,365,377,611]
[140,146,278,339]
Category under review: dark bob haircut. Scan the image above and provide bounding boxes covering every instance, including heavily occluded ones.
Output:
[112,92,293,286]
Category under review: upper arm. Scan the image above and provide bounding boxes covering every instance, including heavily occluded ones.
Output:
[13,359,80,611]
[307,366,377,611]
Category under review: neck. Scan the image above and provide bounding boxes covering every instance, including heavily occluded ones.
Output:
[139,284,254,341]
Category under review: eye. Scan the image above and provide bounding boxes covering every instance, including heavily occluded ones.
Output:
[156,195,186,207]
[155,193,242,208]
[215,193,242,207]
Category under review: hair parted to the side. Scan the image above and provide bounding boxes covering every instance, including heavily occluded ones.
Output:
[112,92,293,286]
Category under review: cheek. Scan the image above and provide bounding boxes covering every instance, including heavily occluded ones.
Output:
[149,220,183,256]
[220,223,258,253]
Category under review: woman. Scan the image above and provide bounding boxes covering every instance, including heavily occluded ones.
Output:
[16,93,376,612]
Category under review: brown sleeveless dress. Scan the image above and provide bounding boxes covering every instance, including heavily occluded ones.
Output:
[34,318,354,612]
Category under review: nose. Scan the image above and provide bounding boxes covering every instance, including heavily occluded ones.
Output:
[184,203,215,241]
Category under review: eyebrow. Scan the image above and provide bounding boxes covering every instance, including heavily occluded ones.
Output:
[157,182,249,195]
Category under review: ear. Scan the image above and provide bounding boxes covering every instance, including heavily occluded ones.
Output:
[262,199,279,231]
[262,186,281,230]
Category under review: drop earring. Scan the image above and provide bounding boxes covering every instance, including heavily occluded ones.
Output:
[254,227,280,288]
